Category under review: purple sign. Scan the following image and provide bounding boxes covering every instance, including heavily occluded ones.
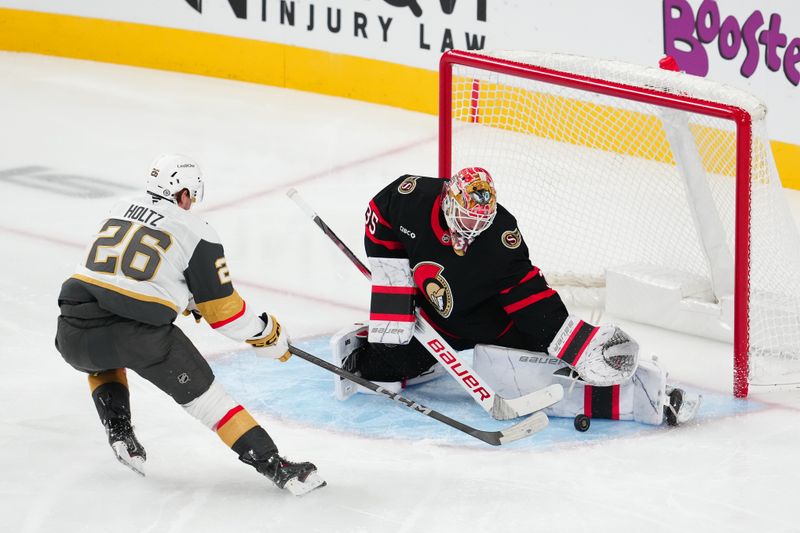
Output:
[663,0,800,86]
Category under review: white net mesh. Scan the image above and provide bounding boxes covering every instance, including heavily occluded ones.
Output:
[446,51,800,390]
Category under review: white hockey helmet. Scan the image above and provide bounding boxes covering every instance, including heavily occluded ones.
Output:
[146,154,204,204]
[442,167,497,242]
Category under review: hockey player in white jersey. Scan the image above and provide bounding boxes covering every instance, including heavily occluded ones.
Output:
[55,154,324,495]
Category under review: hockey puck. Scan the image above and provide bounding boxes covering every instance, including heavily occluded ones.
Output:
[574,414,590,432]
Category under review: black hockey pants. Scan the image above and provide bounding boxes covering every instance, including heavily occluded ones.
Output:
[55,301,214,405]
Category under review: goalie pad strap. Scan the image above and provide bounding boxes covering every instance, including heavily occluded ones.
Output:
[584,385,620,420]
[556,320,599,366]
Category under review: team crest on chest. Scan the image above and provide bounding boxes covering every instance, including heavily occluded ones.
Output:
[397,176,418,194]
[412,261,454,318]
[502,229,522,249]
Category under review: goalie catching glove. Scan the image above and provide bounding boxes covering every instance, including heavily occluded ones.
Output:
[246,313,291,362]
[547,315,639,386]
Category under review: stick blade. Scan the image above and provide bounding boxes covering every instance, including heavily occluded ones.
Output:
[491,383,564,420]
[497,411,549,445]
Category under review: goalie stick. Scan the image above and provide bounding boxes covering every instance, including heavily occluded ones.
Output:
[287,187,564,420]
[288,344,548,446]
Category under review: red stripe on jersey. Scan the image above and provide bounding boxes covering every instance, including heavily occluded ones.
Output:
[215,405,244,430]
[496,321,514,339]
[503,288,556,314]
[365,230,405,251]
[370,313,416,322]
[584,386,593,418]
[368,200,392,228]
[611,385,620,420]
[419,308,462,339]
[372,285,416,295]
[210,300,246,329]
[500,267,541,294]
[570,326,599,366]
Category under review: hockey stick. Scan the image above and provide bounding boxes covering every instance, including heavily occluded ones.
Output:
[287,188,564,420]
[288,344,548,446]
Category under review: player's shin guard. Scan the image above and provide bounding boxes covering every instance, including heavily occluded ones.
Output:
[182,380,277,456]
[182,380,324,494]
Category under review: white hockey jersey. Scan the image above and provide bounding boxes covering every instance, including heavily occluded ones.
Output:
[59,194,264,342]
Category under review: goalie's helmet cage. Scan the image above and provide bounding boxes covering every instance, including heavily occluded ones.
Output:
[442,167,498,243]
[147,154,204,204]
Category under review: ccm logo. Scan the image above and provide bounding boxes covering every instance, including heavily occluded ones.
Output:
[426,339,491,401]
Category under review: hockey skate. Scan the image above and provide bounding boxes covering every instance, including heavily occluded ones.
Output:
[242,451,326,496]
[105,418,146,476]
[664,387,702,426]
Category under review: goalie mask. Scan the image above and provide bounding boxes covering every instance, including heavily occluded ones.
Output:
[442,167,497,254]
[146,154,204,204]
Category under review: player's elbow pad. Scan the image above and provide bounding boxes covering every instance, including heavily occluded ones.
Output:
[368,257,415,344]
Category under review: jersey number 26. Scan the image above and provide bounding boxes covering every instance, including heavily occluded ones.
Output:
[85,218,172,281]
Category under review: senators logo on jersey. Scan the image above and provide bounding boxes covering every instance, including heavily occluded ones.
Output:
[502,229,522,249]
[413,261,453,318]
[397,176,418,194]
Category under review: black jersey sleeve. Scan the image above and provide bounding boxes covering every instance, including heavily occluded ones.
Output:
[184,239,247,330]
[363,176,409,260]
[495,234,569,352]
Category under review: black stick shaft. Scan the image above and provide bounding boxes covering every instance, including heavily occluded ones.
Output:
[309,214,372,281]
[288,345,503,446]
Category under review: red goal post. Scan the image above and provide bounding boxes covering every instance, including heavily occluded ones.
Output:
[439,49,800,397]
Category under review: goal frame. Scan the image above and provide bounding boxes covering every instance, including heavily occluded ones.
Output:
[438,49,754,397]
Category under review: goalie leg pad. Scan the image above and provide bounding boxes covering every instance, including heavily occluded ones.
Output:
[474,344,648,422]
[547,316,639,386]
[473,344,563,399]
[330,323,368,401]
[631,358,669,425]
[332,326,445,400]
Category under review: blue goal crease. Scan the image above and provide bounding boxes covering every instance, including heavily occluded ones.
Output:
[208,335,765,449]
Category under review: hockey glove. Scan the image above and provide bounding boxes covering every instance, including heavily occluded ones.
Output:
[182,298,202,323]
[547,315,639,386]
[182,309,203,323]
[246,313,291,362]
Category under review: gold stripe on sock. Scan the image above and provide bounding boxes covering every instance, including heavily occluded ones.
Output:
[216,409,259,448]
[88,368,128,393]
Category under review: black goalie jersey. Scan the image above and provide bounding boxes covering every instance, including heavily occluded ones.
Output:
[364,175,569,352]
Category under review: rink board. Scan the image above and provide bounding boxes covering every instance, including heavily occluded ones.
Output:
[210,335,764,449]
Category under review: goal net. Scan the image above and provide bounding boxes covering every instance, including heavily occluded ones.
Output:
[439,50,800,397]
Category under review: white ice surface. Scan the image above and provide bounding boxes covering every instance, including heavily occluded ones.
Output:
[1,52,799,533]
